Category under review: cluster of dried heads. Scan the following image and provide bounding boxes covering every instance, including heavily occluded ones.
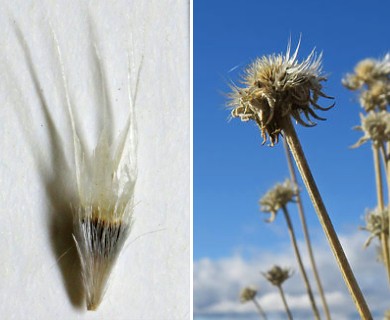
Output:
[232,42,380,319]
[344,55,390,148]
[343,55,390,319]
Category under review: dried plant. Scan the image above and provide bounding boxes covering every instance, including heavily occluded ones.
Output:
[359,81,390,112]
[262,265,294,319]
[229,41,371,318]
[260,179,297,222]
[352,111,390,148]
[342,55,390,93]
[344,54,390,288]
[261,180,320,319]
[51,28,141,310]
[262,265,293,286]
[361,207,389,248]
[240,287,258,302]
[228,41,334,146]
[240,287,268,319]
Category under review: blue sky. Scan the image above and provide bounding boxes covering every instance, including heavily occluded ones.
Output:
[194,0,390,318]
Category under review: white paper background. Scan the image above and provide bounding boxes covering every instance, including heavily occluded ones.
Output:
[0,1,190,319]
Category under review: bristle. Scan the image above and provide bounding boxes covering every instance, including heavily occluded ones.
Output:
[73,206,132,310]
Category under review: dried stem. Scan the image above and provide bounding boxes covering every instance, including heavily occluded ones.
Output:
[372,144,390,284]
[385,141,390,283]
[252,298,268,320]
[380,143,388,173]
[281,206,321,320]
[283,139,331,320]
[277,284,293,320]
[280,116,372,319]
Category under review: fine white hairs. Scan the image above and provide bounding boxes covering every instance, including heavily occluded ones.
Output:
[51,27,141,310]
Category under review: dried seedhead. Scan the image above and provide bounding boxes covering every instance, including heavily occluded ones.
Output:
[352,111,390,148]
[262,265,293,287]
[228,41,334,146]
[260,179,298,222]
[343,55,390,113]
[360,207,389,248]
[359,81,390,112]
[240,287,257,303]
[343,55,390,91]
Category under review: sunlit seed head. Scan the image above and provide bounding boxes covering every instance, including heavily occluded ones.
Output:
[352,111,390,148]
[355,59,377,82]
[262,265,293,286]
[239,287,257,303]
[360,207,389,248]
[259,179,298,222]
[343,54,390,91]
[359,81,390,112]
[228,41,334,146]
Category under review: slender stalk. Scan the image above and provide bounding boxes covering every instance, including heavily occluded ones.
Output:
[277,285,293,320]
[281,206,321,319]
[380,143,388,173]
[283,139,331,320]
[252,298,268,320]
[372,144,390,283]
[384,141,390,284]
[280,116,372,319]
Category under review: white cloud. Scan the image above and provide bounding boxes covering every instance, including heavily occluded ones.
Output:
[194,232,389,319]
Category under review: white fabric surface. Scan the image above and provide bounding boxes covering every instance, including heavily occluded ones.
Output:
[0,1,189,319]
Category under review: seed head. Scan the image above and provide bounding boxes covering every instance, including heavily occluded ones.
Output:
[228,41,334,146]
[360,207,389,248]
[240,286,257,303]
[260,179,298,222]
[352,111,390,148]
[359,81,390,112]
[262,265,293,286]
[343,55,390,91]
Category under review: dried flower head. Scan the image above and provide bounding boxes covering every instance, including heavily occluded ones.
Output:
[359,81,390,112]
[260,179,298,222]
[352,111,390,148]
[384,309,390,320]
[343,55,390,91]
[240,286,258,303]
[360,207,389,248]
[228,41,334,146]
[262,265,293,286]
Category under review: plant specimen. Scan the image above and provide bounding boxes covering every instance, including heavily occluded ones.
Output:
[240,286,268,319]
[344,55,390,287]
[260,179,320,319]
[361,207,389,248]
[262,265,294,320]
[52,30,141,310]
[229,41,372,319]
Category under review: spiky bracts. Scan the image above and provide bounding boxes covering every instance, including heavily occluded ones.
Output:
[228,42,334,146]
